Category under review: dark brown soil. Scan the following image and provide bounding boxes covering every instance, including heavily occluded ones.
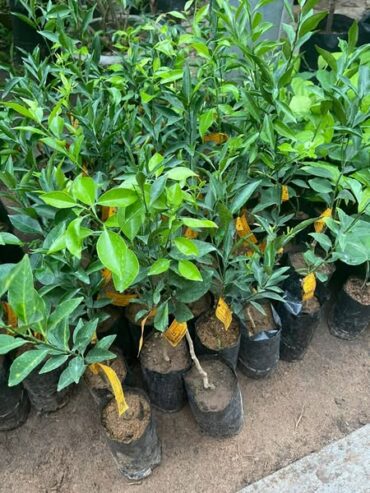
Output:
[84,351,126,391]
[184,359,235,412]
[302,297,321,314]
[140,332,191,373]
[344,277,370,305]
[244,302,276,335]
[102,391,150,443]
[97,307,123,335]
[125,303,154,326]
[196,311,240,350]
[188,293,213,319]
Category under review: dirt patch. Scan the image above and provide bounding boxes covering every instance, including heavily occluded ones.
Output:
[1,317,369,493]
[188,293,213,319]
[102,391,150,443]
[344,277,370,305]
[184,359,235,412]
[140,333,191,373]
[84,351,126,391]
[196,311,240,350]
[302,297,321,314]
[244,302,276,335]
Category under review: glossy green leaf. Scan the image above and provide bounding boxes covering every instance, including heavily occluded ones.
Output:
[181,217,218,229]
[148,258,171,276]
[9,349,49,386]
[41,191,77,209]
[178,260,203,281]
[0,335,28,355]
[98,188,138,207]
[175,237,199,256]
[72,175,97,205]
[167,167,197,181]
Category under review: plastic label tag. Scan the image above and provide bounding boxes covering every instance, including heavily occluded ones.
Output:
[184,227,198,239]
[216,297,233,330]
[203,133,228,145]
[90,363,128,416]
[2,302,17,328]
[105,291,137,307]
[164,320,188,347]
[101,268,112,285]
[137,308,157,356]
[281,185,289,202]
[302,273,316,301]
[101,206,117,222]
[314,208,332,233]
[235,214,258,244]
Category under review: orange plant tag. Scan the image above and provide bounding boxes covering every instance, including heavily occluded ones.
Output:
[184,227,198,239]
[302,273,316,301]
[105,291,138,307]
[101,206,117,222]
[235,214,258,244]
[314,208,332,233]
[215,297,233,331]
[203,133,228,145]
[164,320,188,347]
[281,185,289,202]
[101,268,112,285]
[2,302,17,328]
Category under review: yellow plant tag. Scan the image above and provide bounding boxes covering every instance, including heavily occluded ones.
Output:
[164,320,188,347]
[101,206,117,222]
[302,273,316,301]
[2,302,17,328]
[82,165,89,176]
[281,185,289,202]
[137,309,156,357]
[215,297,233,331]
[105,291,137,307]
[314,208,332,233]
[101,268,112,285]
[184,227,198,239]
[235,214,258,244]
[91,363,128,416]
[203,133,228,145]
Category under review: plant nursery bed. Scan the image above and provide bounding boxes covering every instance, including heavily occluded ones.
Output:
[1,319,369,493]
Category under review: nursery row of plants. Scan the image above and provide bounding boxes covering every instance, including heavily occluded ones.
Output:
[0,0,369,481]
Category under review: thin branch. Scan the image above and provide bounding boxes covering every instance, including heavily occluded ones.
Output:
[185,330,214,390]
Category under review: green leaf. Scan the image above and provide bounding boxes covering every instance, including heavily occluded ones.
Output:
[98,188,138,208]
[148,258,171,276]
[41,191,77,209]
[95,335,116,350]
[9,349,49,386]
[308,178,332,194]
[181,217,218,229]
[178,260,203,281]
[199,109,216,138]
[8,256,36,325]
[97,230,139,292]
[39,354,69,374]
[57,366,75,391]
[0,335,28,355]
[3,102,35,121]
[153,302,169,332]
[10,214,42,234]
[47,318,70,351]
[73,319,98,352]
[0,232,23,246]
[85,347,116,364]
[48,297,83,331]
[148,153,164,172]
[72,176,97,206]
[167,167,197,181]
[299,11,327,36]
[230,180,262,213]
[175,237,199,256]
[68,356,86,384]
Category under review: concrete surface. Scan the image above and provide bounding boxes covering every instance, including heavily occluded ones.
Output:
[239,424,370,493]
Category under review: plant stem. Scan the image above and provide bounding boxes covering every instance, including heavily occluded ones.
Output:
[326,0,336,33]
[185,330,214,390]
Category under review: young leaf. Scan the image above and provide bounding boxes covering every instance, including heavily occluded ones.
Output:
[72,176,97,206]
[9,349,49,386]
[97,188,138,208]
[148,258,171,276]
[41,191,77,209]
[178,260,203,281]
[199,109,216,138]
[8,256,36,325]
[167,167,197,181]
[181,217,218,229]
[174,238,199,256]
[97,230,127,276]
